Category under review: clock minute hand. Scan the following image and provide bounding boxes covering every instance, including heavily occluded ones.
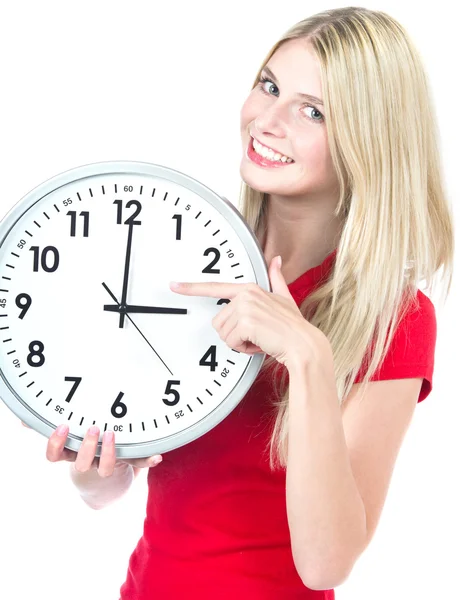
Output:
[118,221,135,329]
[103,304,188,315]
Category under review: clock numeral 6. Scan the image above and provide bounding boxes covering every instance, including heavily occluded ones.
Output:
[27,341,45,367]
[30,246,59,273]
[111,392,128,419]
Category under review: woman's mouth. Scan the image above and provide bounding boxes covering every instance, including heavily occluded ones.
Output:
[246,137,295,169]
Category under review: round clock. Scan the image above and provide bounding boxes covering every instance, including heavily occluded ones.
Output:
[0,160,270,458]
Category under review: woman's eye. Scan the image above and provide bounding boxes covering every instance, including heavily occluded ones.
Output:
[261,78,277,95]
[258,77,324,123]
[302,105,324,122]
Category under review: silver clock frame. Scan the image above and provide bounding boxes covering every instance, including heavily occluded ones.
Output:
[0,160,270,458]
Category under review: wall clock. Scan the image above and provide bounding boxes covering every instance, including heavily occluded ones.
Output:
[0,161,270,458]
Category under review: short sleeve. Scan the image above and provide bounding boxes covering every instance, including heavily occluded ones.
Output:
[354,290,437,403]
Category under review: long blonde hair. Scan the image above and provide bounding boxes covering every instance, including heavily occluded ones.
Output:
[238,7,455,471]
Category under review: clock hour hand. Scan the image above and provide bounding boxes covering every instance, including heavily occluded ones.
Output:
[103,304,187,315]
[101,282,174,376]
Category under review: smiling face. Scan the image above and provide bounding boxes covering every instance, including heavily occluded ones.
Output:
[240,38,339,199]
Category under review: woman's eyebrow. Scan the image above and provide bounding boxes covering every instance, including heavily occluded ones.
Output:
[261,65,325,107]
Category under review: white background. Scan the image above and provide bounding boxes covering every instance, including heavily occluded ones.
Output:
[0,1,471,599]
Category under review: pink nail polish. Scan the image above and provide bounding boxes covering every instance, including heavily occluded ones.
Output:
[56,424,68,436]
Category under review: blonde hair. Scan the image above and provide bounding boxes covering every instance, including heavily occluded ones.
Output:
[238,6,455,471]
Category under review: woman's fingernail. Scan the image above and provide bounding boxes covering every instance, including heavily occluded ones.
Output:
[150,455,162,465]
[88,426,100,436]
[169,281,181,288]
[56,424,68,436]
[103,431,114,444]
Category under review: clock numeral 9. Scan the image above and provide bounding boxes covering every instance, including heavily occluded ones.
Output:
[67,211,89,237]
[16,293,32,319]
[202,248,220,274]
[114,199,142,225]
[27,340,45,367]
[30,246,59,272]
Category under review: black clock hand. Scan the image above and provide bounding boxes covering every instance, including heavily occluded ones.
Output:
[118,222,135,329]
[101,282,174,376]
[103,304,187,315]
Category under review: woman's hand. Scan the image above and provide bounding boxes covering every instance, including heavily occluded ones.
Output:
[170,255,325,369]
[21,421,162,477]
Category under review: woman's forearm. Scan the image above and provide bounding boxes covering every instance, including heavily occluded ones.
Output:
[285,335,367,590]
[69,461,134,510]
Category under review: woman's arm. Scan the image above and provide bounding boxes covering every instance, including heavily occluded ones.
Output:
[285,335,367,590]
[69,461,135,510]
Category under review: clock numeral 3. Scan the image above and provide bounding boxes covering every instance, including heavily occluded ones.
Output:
[162,380,180,406]
[67,211,90,237]
[30,246,59,272]
[199,345,218,372]
[27,340,45,367]
[114,199,142,225]
[202,248,220,274]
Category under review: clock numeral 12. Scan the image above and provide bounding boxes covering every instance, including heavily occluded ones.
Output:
[114,199,142,225]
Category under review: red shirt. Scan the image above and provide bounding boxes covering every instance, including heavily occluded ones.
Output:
[119,248,436,599]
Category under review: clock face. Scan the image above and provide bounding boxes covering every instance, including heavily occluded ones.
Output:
[0,161,269,458]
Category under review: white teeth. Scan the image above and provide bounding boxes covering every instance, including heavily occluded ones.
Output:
[252,138,293,163]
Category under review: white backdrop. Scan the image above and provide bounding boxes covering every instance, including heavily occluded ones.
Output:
[0,1,471,599]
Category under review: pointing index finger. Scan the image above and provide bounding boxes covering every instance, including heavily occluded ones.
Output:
[169,281,240,298]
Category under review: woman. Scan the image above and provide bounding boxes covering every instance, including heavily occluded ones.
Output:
[41,6,454,599]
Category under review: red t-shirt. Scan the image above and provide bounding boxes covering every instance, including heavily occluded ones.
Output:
[119,248,437,599]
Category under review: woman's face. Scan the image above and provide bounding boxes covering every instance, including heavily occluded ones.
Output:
[240,38,338,199]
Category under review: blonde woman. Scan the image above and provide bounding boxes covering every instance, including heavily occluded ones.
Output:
[43,6,454,599]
